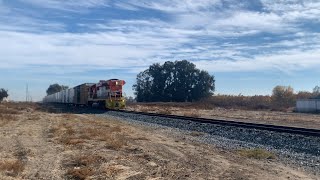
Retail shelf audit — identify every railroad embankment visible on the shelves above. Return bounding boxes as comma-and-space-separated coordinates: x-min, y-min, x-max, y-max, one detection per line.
126, 103, 320, 129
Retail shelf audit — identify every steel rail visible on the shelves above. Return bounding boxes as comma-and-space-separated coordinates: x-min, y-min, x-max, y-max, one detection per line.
111, 109, 320, 137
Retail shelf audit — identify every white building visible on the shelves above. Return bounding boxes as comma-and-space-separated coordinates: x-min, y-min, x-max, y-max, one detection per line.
296, 99, 320, 112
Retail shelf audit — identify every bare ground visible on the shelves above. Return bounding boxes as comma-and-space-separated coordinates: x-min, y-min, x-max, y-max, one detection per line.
0, 103, 318, 179
126, 104, 320, 129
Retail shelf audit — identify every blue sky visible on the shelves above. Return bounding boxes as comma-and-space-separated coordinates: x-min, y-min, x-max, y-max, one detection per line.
0, 0, 320, 101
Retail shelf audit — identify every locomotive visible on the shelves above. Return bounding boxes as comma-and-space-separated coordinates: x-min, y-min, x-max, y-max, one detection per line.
43, 79, 126, 109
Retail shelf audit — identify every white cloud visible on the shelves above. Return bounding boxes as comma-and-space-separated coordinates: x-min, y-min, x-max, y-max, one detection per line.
1, 0, 320, 101
20, 0, 110, 10
195, 48, 320, 73
127, 0, 221, 13
261, 0, 320, 22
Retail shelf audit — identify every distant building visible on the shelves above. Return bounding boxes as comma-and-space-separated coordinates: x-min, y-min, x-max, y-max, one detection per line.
296, 99, 320, 112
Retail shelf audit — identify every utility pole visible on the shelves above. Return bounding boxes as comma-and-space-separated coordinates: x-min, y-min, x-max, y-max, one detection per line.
26, 84, 29, 102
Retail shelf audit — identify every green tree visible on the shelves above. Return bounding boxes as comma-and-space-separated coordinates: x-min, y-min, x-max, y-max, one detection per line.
46, 84, 69, 95
296, 91, 313, 99
271, 85, 295, 108
0, 88, 8, 102
133, 60, 215, 102
132, 70, 152, 102
312, 85, 320, 98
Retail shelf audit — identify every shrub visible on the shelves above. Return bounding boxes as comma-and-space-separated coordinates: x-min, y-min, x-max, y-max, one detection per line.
271, 86, 295, 109
238, 148, 276, 160
201, 95, 272, 110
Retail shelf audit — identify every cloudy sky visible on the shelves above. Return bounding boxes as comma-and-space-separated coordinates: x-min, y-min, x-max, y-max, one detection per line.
1, 0, 320, 101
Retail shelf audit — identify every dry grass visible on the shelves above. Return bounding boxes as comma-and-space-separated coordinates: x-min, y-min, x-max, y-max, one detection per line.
62, 113, 77, 121
66, 167, 94, 180
0, 102, 40, 112
157, 108, 172, 115
104, 164, 126, 178
82, 127, 128, 149
61, 138, 85, 146
238, 149, 276, 160
0, 108, 20, 115
72, 155, 104, 167
51, 116, 129, 150
140, 107, 152, 113
64, 154, 105, 179
129, 93, 296, 112
189, 131, 205, 137
0, 160, 24, 177
48, 115, 136, 179
184, 111, 201, 118
0, 114, 18, 126
104, 134, 128, 150
27, 114, 40, 121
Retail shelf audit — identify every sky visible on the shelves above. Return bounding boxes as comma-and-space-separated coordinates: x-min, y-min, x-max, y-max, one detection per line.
0, 0, 320, 101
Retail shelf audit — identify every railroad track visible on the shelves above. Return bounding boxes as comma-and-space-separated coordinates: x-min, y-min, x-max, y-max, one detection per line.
111, 109, 320, 137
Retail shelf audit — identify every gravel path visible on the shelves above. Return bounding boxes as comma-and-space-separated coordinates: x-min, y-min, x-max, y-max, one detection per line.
98, 111, 320, 176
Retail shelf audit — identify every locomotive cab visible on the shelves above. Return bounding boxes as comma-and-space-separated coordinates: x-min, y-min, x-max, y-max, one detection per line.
88, 79, 126, 109
105, 79, 126, 109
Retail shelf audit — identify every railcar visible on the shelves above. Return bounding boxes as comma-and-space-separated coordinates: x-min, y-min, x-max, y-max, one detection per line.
43, 79, 126, 109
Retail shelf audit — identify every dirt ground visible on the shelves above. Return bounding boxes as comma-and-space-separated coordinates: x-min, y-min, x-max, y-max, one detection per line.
126, 104, 320, 130
0, 103, 318, 180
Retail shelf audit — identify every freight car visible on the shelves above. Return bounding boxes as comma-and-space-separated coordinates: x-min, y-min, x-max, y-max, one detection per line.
43, 79, 126, 109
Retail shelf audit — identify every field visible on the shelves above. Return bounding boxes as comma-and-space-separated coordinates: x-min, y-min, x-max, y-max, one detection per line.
126, 102, 320, 129
0, 103, 317, 179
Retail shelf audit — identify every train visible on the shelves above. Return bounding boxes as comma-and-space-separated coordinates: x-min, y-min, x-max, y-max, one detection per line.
43, 79, 126, 109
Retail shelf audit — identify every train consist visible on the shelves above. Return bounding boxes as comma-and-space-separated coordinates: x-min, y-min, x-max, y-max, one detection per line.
43, 79, 126, 109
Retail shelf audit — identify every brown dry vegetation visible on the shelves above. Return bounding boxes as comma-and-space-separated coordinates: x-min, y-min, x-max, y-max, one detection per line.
238, 148, 276, 160
0, 103, 317, 179
0, 103, 21, 127
0, 159, 24, 177
127, 103, 320, 129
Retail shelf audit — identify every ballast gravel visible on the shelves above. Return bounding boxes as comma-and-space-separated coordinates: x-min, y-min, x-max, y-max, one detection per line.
97, 111, 320, 175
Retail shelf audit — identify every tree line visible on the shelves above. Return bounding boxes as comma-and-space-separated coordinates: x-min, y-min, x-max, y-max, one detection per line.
133, 60, 215, 102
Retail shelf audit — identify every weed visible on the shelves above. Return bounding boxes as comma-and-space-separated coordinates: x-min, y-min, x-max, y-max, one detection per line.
0, 159, 24, 176
157, 108, 172, 115
238, 148, 276, 160
184, 112, 201, 118
109, 126, 122, 133
189, 131, 205, 137
0, 114, 17, 126
105, 134, 128, 150
62, 114, 77, 121
65, 127, 75, 136
61, 138, 85, 146
66, 167, 94, 180
133, 137, 149, 141
104, 165, 125, 177
0, 108, 19, 115
65, 155, 104, 167
27, 114, 40, 121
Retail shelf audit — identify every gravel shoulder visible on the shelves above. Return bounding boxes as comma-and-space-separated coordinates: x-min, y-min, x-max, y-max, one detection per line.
0, 103, 318, 179
126, 104, 320, 129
